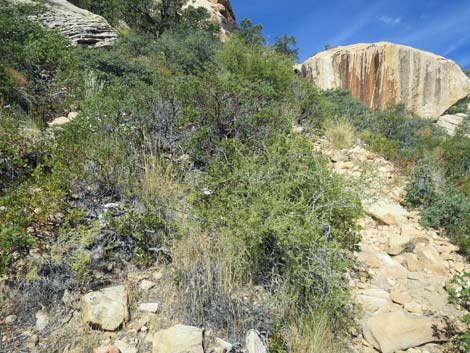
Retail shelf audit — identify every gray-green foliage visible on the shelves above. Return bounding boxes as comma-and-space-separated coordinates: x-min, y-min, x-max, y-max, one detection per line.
194, 136, 361, 328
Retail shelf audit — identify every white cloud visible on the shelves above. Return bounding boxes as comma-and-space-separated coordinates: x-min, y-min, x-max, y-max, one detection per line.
379, 16, 401, 25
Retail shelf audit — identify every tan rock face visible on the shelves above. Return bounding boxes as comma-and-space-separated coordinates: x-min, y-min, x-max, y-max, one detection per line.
301, 42, 470, 118
183, 0, 236, 40
82, 285, 129, 331
12, 0, 118, 47
153, 325, 204, 353
362, 310, 444, 353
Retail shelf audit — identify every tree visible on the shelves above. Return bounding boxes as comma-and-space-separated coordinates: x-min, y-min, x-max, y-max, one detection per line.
272, 34, 299, 60
238, 18, 265, 46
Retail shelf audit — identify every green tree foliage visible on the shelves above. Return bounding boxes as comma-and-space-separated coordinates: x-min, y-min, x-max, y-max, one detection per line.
238, 18, 265, 46
0, 4, 72, 112
272, 34, 299, 60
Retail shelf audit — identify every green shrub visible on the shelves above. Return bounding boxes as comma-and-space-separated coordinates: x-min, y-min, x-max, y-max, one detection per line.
404, 162, 439, 208
420, 186, 470, 255
438, 136, 470, 195
193, 136, 361, 328
0, 4, 74, 114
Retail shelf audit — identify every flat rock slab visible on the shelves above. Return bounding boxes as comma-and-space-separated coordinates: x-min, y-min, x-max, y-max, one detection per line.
82, 285, 129, 331
364, 199, 409, 226
362, 310, 444, 353
153, 325, 203, 353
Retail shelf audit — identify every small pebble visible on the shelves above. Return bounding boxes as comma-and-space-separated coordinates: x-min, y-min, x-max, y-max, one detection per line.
31, 334, 39, 346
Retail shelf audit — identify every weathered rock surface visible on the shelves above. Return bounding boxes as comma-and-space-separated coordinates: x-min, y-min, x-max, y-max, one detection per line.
363, 199, 408, 226
82, 285, 129, 331
182, 0, 236, 40
246, 330, 267, 353
437, 113, 468, 136
317, 140, 468, 353
93, 346, 120, 353
11, 0, 118, 47
153, 325, 204, 353
362, 310, 442, 353
301, 42, 470, 118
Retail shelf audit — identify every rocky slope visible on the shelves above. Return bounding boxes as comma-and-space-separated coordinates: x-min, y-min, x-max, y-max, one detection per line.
301, 42, 470, 118
319, 140, 469, 353
12, 0, 118, 48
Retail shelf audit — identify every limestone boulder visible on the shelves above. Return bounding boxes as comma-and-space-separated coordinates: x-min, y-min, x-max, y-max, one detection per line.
362, 310, 444, 353
82, 285, 129, 331
363, 199, 408, 226
182, 0, 236, 40
387, 233, 415, 256
11, 0, 118, 47
415, 244, 448, 276
437, 113, 468, 136
153, 325, 203, 353
301, 42, 470, 118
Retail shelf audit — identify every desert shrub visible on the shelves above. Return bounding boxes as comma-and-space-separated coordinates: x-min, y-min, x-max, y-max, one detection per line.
193, 136, 361, 328
420, 186, 469, 255
404, 162, 440, 208
324, 118, 356, 149
438, 136, 470, 195
0, 4, 73, 115
444, 273, 470, 353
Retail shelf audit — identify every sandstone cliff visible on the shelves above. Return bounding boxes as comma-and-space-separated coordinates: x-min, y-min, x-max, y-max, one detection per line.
12, 0, 118, 48
301, 42, 470, 118
183, 0, 237, 40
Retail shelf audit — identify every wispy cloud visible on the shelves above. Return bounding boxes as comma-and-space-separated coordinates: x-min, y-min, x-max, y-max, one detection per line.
400, 7, 470, 45
328, 1, 385, 46
443, 37, 469, 56
379, 16, 401, 25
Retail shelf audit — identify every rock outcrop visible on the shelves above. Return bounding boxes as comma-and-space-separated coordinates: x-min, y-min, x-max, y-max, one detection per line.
183, 0, 237, 40
437, 113, 468, 135
81, 285, 129, 331
301, 42, 470, 118
316, 139, 469, 353
12, 0, 118, 47
153, 325, 204, 353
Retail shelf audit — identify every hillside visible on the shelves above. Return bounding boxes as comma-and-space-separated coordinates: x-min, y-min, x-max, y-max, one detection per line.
0, 2, 469, 353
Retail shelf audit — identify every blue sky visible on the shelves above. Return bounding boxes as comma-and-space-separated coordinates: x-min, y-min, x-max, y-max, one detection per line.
231, 0, 470, 68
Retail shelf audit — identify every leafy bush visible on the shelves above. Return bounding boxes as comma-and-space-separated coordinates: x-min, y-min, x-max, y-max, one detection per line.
404, 162, 439, 208
438, 136, 470, 195
0, 4, 73, 115
193, 136, 361, 328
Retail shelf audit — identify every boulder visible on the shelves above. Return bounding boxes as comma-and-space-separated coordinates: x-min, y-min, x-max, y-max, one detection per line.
437, 113, 468, 136
246, 330, 267, 353
387, 234, 415, 256
138, 302, 159, 313
153, 325, 204, 353
82, 285, 129, 331
363, 199, 408, 226
11, 0, 118, 48
390, 289, 412, 306
114, 339, 138, 353
35, 310, 49, 331
93, 346, 120, 353
415, 245, 448, 276
182, 0, 236, 40
362, 310, 443, 353
301, 42, 470, 118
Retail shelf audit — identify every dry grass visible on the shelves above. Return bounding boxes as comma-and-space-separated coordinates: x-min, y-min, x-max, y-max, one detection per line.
325, 118, 356, 150
287, 311, 339, 353
140, 154, 185, 213
5, 66, 28, 87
